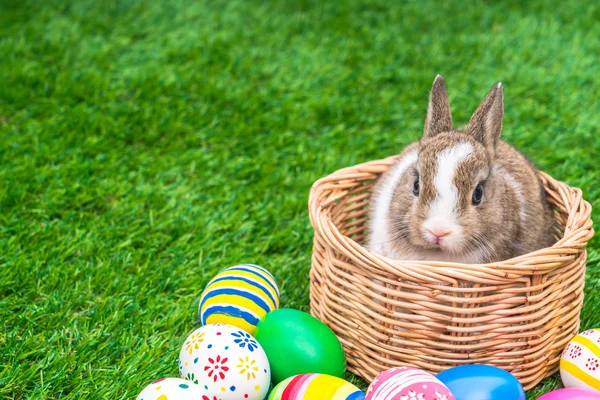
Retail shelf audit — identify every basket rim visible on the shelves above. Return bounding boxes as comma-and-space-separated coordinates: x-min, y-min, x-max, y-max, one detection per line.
309, 155, 594, 277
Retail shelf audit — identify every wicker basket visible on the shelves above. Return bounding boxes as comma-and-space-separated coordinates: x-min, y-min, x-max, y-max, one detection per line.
308, 155, 594, 390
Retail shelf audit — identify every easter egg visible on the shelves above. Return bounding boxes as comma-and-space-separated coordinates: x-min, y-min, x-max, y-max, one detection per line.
178, 324, 270, 400
365, 366, 454, 400
254, 308, 346, 384
199, 264, 279, 335
136, 377, 209, 400
536, 388, 600, 400
560, 328, 600, 392
268, 374, 365, 400
436, 364, 525, 400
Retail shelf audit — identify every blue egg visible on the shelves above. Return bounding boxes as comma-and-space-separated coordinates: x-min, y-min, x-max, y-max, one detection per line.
436, 364, 525, 400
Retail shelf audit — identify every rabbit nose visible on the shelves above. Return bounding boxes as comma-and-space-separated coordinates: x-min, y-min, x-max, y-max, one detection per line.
425, 227, 451, 239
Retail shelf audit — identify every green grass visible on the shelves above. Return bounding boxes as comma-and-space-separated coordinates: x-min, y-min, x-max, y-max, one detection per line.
0, 0, 598, 398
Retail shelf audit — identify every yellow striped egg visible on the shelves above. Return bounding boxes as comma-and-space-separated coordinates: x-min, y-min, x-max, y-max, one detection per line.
199, 264, 280, 335
560, 328, 600, 392
268, 374, 364, 400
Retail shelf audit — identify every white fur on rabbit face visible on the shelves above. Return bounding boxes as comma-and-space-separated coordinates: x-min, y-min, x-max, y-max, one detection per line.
422, 141, 474, 248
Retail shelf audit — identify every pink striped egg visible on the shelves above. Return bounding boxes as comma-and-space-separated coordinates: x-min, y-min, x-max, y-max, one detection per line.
366, 367, 455, 400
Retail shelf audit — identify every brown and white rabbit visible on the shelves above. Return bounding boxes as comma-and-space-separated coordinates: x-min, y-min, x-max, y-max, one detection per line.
368, 75, 556, 264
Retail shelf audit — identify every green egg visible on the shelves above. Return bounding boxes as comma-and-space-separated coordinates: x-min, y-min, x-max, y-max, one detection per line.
254, 308, 346, 384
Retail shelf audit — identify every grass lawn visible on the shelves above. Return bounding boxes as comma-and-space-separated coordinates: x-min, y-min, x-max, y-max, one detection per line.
1, 0, 598, 398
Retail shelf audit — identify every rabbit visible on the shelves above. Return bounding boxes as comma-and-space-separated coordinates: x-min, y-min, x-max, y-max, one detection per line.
368, 75, 556, 264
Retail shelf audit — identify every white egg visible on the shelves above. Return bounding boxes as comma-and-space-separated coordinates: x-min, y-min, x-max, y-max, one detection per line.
179, 323, 271, 400
136, 377, 209, 400
560, 328, 600, 392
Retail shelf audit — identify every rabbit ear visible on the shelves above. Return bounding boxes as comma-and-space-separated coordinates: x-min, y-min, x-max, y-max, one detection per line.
423, 75, 453, 139
466, 82, 504, 154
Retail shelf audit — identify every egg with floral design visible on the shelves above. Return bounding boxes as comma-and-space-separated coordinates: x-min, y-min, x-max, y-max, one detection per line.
179, 324, 271, 400
561, 328, 600, 392
366, 367, 454, 400
136, 377, 210, 400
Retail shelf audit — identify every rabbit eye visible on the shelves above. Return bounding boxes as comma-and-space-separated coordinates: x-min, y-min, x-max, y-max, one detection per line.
412, 177, 420, 196
472, 183, 484, 205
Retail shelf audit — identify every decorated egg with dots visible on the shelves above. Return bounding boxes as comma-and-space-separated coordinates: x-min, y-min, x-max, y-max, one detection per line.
366, 367, 454, 400
136, 377, 210, 400
268, 374, 365, 400
179, 323, 270, 400
560, 328, 600, 392
199, 264, 280, 335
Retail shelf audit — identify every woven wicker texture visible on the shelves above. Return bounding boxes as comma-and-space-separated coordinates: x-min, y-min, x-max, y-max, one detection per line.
308, 155, 594, 390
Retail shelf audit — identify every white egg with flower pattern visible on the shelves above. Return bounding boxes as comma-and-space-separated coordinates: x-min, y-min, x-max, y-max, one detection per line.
136, 377, 210, 400
560, 328, 600, 392
179, 323, 271, 400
